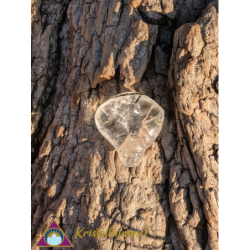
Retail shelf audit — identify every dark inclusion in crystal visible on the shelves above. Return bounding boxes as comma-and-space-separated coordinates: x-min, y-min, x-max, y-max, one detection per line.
95, 92, 164, 167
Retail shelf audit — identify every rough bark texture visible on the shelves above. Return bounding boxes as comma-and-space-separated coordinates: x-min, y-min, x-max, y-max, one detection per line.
31, 0, 218, 249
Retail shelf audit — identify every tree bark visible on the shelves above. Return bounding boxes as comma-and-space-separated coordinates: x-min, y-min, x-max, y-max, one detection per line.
31, 0, 218, 249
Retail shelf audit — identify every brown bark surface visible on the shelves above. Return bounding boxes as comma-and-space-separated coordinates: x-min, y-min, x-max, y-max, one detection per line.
31, 0, 218, 249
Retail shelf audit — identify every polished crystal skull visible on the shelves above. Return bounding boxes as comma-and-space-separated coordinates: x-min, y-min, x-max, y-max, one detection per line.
95, 92, 164, 167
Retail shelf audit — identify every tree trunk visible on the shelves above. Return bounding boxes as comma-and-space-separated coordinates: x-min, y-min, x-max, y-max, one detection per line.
31, 0, 218, 249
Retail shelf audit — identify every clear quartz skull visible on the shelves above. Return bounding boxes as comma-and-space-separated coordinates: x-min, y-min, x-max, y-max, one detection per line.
95, 92, 164, 167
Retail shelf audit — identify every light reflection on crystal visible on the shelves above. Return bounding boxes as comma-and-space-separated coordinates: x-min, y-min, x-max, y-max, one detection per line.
95, 92, 164, 167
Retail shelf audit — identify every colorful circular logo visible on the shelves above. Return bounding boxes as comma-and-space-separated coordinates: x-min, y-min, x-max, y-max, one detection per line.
44, 228, 64, 246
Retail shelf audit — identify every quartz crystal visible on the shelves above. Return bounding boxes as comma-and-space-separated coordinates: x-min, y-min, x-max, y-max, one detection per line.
95, 92, 164, 167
